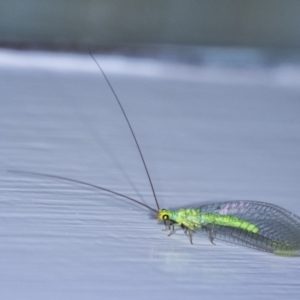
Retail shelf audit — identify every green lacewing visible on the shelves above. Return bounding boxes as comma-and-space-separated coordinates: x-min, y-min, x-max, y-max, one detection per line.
9, 51, 300, 256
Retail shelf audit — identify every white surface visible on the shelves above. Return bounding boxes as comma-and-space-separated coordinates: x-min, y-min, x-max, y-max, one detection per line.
1, 49, 300, 299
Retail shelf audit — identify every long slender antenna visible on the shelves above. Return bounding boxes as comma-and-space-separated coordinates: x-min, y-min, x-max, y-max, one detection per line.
89, 49, 160, 210
8, 170, 157, 213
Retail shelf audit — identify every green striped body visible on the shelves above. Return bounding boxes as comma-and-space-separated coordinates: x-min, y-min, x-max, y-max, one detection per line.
156, 208, 259, 233
155, 201, 300, 255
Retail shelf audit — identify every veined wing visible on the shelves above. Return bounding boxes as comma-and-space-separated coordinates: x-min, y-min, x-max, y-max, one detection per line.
196, 200, 300, 255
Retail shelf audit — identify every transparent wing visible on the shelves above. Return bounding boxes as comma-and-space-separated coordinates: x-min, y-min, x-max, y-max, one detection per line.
196, 200, 300, 255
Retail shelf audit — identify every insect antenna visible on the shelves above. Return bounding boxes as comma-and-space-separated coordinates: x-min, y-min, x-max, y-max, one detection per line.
89, 49, 160, 210
7, 170, 157, 213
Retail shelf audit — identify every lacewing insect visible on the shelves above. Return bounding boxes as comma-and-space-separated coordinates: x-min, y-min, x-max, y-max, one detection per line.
9, 51, 300, 256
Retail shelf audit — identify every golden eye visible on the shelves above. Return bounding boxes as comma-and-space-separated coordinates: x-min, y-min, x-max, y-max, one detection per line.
163, 215, 169, 220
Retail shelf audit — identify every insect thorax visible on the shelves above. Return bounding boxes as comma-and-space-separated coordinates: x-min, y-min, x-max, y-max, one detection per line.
156, 208, 202, 229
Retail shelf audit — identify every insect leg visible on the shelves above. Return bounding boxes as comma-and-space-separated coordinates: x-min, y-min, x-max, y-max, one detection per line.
162, 219, 171, 231
168, 224, 176, 237
162, 219, 177, 237
187, 230, 193, 245
182, 225, 193, 245
208, 224, 216, 245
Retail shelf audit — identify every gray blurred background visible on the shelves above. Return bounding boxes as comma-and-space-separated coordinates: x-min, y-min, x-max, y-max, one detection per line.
1, 0, 300, 49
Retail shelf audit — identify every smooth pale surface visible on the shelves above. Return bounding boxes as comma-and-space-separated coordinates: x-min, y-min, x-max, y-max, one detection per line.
1, 49, 300, 300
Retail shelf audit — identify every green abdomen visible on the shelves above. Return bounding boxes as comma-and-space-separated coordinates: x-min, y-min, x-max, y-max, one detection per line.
200, 213, 259, 233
